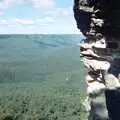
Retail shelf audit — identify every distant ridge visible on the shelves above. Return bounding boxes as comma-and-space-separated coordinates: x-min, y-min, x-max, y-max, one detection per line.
0, 35, 10, 39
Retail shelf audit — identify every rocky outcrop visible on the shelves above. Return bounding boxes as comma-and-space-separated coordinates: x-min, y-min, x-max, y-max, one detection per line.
73, 0, 120, 119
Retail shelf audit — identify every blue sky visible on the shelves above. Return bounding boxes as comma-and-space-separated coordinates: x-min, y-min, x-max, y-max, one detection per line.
0, 0, 80, 34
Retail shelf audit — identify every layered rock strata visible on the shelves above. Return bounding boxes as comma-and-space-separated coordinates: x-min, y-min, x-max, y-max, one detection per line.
74, 0, 120, 119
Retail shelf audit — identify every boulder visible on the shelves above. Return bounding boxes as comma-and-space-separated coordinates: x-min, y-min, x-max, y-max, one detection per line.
83, 58, 110, 71
87, 81, 105, 94
105, 74, 120, 89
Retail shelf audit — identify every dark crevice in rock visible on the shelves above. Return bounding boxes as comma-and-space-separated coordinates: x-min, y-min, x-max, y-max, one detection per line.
106, 89, 120, 120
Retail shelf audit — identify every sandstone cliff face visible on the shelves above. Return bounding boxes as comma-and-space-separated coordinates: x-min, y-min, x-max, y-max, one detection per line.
73, 0, 120, 119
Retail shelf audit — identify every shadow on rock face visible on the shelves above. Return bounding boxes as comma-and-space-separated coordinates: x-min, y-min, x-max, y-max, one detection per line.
106, 88, 120, 120
88, 88, 120, 120
73, 0, 91, 36
108, 58, 120, 78
88, 89, 109, 120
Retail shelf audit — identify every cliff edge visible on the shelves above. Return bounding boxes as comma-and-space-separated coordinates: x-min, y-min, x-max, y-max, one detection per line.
73, 0, 120, 120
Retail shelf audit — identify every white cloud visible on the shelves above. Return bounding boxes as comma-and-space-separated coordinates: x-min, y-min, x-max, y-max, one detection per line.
62, 6, 73, 16
0, 1, 5, 15
0, 0, 56, 15
0, 17, 55, 26
30, 0, 55, 8
44, 16, 54, 22
0, 0, 55, 9
0, 20, 81, 34
0, 11, 4, 15
0, 0, 12, 8
0, 19, 35, 26
1, 19, 7, 23
0, 19, 8, 25
0, 1, 80, 34
15, 19, 35, 25
0, 0, 11, 15
44, 6, 73, 19
35, 16, 55, 24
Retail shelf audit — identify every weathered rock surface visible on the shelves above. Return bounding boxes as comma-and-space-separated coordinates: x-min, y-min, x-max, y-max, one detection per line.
105, 74, 120, 88
74, 0, 120, 119
89, 90, 108, 120
87, 81, 105, 94
83, 58, 110, 71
